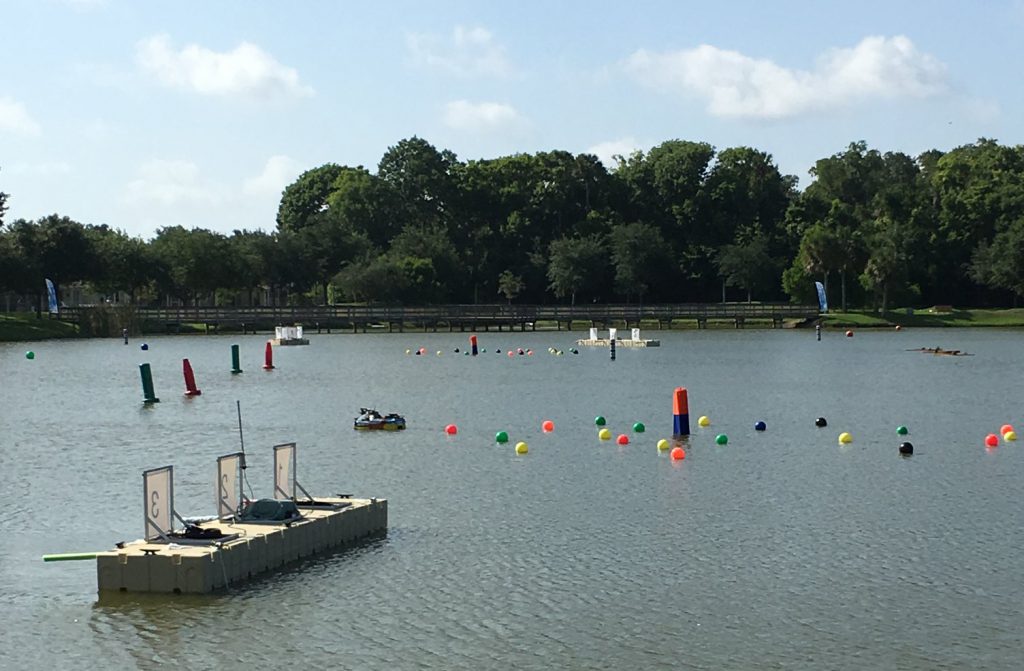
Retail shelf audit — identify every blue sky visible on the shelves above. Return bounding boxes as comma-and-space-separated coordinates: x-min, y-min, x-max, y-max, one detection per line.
2, 0, 1022, 239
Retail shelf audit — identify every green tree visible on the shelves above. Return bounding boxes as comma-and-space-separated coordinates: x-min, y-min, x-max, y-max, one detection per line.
387, 224, 461, 302
608, 222, 670, 302
704, 147, 796, 250
716, 234, 778, 302
149, 226, 236, 304
378, 137, 457, 230
859, 215, 913, 313
332, 253, 408, 304
300, 209, 372, 304
497, 270, 524, 304
616, 140, 715, 245
325, 167, 401, 247
546, 234, 608, 305
0, 223, 38, 304
276, 163, 344, 232
34, 214, 98, 305
931, 139, 1024, 304
87, 226, 153, 303
969, 217, 1024, 303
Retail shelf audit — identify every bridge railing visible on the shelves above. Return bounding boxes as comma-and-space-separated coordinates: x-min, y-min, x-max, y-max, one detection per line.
59, 303, 819, 325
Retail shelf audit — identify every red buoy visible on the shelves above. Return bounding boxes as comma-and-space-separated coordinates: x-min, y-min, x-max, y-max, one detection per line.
263, 341, 274, 370
183, 358, 202, 396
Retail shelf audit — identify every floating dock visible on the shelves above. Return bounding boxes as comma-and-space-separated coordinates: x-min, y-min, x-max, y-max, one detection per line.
87, 443, 386, 594
576, 327, 660, 348
575, 338, 659, 347
96, 497, 386, 594
271, 324, 309, 346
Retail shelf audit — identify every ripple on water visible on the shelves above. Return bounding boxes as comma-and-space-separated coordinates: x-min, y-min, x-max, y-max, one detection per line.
2, 331, 1024, 669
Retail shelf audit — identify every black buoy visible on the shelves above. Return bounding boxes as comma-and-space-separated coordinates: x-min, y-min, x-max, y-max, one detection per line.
899, 441, 914, 456
453, 347, 460, 353
815, 417, 828, 427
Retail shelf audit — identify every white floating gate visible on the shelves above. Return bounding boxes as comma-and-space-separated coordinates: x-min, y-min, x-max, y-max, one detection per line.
143, 465, 184, 541
216, 452, 244, 520
273, 442, 313, 502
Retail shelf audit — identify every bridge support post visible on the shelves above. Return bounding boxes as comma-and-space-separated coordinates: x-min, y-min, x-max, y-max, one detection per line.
697, 318, 706, 329
735, 317, 745, 329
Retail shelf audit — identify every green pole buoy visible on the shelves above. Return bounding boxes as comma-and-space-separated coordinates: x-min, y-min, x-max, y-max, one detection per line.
140, 362, 160, 404
231, 344, 242, 374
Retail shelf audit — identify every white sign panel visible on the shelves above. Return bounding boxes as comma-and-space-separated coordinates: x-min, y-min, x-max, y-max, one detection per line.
608, 328, 617, 341
217, 453, 242, 519
632, 328, 641, 341
143, 466, 173, 541
274, 443, 296, 500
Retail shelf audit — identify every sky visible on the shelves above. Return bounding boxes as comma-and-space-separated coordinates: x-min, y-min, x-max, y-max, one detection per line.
2, 0, 1022, 240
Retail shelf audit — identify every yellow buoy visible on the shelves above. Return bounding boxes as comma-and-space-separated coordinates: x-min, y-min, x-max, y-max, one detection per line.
656, 439, 670, 451
698, 416, 710, 427
838, 432, 853, 444
1004, 430, 1017, 442
598, 428, 612, 440
515, 441, 528, 454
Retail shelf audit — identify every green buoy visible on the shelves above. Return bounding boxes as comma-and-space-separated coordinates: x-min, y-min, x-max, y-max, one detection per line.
231, 344, 243, 374
139, 362, 160, 404
595, 416, 606, 426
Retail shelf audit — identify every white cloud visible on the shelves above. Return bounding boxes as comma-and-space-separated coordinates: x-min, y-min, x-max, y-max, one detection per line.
125, 159, 221, 206
136, 34, 314, 99
585, 137, 644, 169
624, 35, 947, 119
407, 25, 515, 77
443, 100, 523, 132
0, 98, 41, 135
243, 155, 302, 197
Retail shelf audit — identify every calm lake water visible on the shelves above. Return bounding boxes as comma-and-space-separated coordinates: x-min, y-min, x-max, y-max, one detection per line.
1, 327, 1022, 670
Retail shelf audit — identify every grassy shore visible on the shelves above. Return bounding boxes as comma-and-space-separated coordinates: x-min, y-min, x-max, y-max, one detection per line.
821, 307, 1024, 328
0, 313, 80, 341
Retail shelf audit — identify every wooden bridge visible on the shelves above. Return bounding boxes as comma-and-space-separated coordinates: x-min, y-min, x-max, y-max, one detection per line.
59, 303, 820, 334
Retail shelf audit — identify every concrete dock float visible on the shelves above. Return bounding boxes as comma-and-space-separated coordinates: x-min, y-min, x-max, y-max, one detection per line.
96, 497, 387, 594
575, 338, 660, 347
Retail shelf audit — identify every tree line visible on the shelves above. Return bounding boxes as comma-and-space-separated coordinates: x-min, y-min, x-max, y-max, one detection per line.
2, 137, 1024, 312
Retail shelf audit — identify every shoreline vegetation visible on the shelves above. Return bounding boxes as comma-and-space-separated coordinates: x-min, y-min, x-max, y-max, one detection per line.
6, 307, 1024, 342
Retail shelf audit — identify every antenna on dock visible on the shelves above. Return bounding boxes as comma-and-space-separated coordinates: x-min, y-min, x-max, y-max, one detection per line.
236, 400, 255, 501
236, 400, 246, 469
